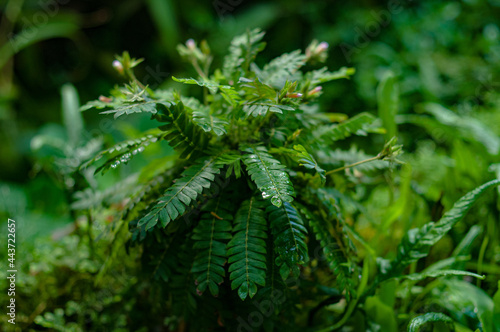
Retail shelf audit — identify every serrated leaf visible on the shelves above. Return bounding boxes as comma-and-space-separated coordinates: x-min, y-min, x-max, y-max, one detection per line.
408, 313, 455, 332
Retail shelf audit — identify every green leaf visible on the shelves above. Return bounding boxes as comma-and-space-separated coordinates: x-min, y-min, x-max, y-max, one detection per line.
191, 197, 233, 297
227, 198, 268, 300
258, 50, 306, 88
314, 112, 377, 144
293, 144, 326, 184
420, 103, 500, 155
82, 132, 163, 174
172, 76, 232, 94
267, 202, 309, 279
408, 313, 455, 332
215, 152, 242, 179
0, 19, 79, 70
154, 101, 209, 159
61, 84, 83, 147
192, 107, 229, 136
384, 179, 500, 279
493, 281, 500, 331
377, 72, 399, 140
308, 66, 356, 85
137, 155, 223, 230
239, 78, 294, 117
298, 203, 354, 299
241, 144, 295, 207
223, 28, 266, 80
365, 296, 398, 332
440, 280, 495, 332
399, 269, 485, 282
146, 0, 178, 58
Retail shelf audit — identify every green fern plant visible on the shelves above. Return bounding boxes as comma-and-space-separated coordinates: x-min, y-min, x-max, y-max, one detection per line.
81, 29, 500, 331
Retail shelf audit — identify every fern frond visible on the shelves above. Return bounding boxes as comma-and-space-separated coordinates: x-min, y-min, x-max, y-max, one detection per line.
384, 179, 500, 280
82, 83, 157, 118
239, 78, 294, 117
307, 66, 355, 85
223, 28, 266, 80
258, 50, 306, 88
154, 101, 209, 159
297, 203, 354, 300
173, 76, 233, 94
137, 155, 224, 230
193, 107, 229, 136
215, 151, 242, 179
241, 144, 295, 207
191, 197, 233, 297
293, 144, 326, 184
267, 202, 309, 280
227, 197, 268, 300
313, 112, 377, 144
169, 240, 198, 317
81, 132, 164, 174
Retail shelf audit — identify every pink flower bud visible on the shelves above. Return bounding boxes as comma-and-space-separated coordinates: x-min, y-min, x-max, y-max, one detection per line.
112, 60, 123, 74
308, 86, 323, 96
186, 39, 196, 50
316, 42, 329, 53
99, 95, 112, 103
286, 92, 303, 98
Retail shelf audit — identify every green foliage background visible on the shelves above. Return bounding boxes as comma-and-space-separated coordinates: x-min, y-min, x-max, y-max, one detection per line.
0, 0, 500, 331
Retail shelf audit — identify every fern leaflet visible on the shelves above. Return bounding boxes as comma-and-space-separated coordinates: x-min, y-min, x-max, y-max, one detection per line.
223, 28, 266, 80
258, 50, 306, 88
227, 197, 268, 300
241, 144, 295, 207
313, 112, 377, 144
298, 203, 354, 300
191, 197, 233, 296
137, 155, 224, 230
267, 202, 309, 280
154, 101, 209, 159
239, 78, 294, 117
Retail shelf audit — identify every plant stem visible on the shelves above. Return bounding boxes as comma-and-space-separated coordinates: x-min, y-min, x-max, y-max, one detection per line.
87, 210, 94, 259
325, 155, 382, 176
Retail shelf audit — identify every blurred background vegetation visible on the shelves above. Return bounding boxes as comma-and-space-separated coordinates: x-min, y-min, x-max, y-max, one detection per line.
1, 0, 500, 330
